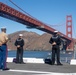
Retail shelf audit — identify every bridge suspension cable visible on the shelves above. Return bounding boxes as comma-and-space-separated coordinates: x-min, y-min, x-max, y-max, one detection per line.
8, 0, 45, 24
9, 0, 65, 27
48, 23, 65, 27
9, 0, 32, 17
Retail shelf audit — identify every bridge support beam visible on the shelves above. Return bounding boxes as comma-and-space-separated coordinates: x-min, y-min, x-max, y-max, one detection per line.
66, 15, 73, 51
67, 39, 74, 51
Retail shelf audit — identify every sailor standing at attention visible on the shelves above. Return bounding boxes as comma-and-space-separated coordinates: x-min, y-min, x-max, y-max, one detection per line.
15, 34, 24, 64
49, 30, 62, 65
0, 27, 9, 70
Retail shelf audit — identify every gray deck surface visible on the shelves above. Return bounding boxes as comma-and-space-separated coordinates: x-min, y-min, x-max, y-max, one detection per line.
0, 62, 76, 75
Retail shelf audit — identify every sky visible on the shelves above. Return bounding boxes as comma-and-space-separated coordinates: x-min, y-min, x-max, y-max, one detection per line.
0, 0, 76, 38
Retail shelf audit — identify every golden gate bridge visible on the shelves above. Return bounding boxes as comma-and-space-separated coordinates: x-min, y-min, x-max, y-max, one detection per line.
0, 2, 75, 51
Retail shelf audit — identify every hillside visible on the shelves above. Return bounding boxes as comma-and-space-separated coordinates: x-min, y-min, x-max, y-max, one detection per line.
7, 30, 52, 51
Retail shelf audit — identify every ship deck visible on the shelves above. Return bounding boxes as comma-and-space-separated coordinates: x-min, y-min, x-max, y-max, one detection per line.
0, 62, 76, 75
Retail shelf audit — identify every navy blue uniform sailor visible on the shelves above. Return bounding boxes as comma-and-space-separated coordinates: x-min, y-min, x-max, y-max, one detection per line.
49, 30, 62, 65
15, 34, 24, 64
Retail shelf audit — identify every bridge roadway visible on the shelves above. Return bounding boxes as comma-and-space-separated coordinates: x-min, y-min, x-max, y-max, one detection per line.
0, 62, 76, 75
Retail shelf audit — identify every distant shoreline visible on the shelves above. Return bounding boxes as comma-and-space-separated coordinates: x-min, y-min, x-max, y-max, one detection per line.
8, 50, 52, 52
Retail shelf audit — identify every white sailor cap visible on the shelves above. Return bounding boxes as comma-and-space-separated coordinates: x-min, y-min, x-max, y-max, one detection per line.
19, 34, 23, 36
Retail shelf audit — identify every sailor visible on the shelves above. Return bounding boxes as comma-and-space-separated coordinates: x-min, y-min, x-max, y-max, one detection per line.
15, 34, 24, 64
49, 30, 63, 65
0, 27, 9, 70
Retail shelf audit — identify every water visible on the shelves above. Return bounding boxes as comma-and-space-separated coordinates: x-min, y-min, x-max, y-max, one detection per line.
7, 50, 74, 63
8, 50, 51, 58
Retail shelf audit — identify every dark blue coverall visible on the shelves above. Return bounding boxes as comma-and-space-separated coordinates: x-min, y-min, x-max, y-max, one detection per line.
15, 38, 24, 63
49, 34, 62, 65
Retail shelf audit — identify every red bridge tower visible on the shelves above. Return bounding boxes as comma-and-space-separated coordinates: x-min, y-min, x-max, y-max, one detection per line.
66, 15, 72, 38
66, 15, 74, 51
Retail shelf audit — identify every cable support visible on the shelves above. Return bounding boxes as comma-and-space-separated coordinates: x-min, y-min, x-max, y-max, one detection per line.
8, 0, 66, 31
8, 0, 47, 25
46, 23, 65, 27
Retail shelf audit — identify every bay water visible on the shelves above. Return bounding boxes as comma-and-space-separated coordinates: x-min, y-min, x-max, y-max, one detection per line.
8, 50, 51, 58
7, 50, 74, 63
